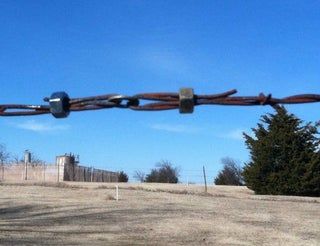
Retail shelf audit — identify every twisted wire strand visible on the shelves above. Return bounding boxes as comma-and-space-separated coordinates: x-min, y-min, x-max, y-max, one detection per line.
1, 89, 320, 117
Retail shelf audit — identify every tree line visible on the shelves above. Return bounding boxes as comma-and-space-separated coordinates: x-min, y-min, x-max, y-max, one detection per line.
133, 160, 180, 183
2, 106, 319, 196
133, 106, 320, 197
0, 147, 45, 166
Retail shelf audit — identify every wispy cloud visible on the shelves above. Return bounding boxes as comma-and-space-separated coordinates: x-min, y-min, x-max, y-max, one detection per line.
216, 128, 254, 141
13, 120, 69, 133
224, 129, 246, 140
150, 123, 200, 133
137, 48, 191, 76
145, 51, 188, 73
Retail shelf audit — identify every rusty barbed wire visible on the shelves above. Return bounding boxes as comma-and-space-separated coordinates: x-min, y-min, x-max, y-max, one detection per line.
0, 88, 320, 118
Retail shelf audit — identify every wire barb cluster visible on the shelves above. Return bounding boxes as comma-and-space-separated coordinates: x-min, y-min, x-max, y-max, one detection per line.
1, 88, 320, 118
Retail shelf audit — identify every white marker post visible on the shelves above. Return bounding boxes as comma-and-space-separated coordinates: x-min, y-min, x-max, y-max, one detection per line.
115, 185, 119, 201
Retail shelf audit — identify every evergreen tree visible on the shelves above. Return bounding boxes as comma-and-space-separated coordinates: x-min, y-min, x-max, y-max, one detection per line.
243, 106, 320, 196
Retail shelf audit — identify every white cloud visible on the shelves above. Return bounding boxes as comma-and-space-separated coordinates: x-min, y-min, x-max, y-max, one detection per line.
217, 128, 254, 141
146, 51, 187, 72
14, 120, 69, 133
138, 48, 191, 76
224, 129, 245, 140
150, 123, 200, 133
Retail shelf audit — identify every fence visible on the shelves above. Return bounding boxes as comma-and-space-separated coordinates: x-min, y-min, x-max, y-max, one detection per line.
0, 163, 58, 182
0, 162, 118, 183
63, 163, 118, 182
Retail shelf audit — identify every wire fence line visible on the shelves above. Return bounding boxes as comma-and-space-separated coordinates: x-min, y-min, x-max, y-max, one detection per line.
107, 166, 217, 184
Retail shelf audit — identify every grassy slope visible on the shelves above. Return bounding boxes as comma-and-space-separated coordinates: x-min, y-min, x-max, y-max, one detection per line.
0, 182, 319, 245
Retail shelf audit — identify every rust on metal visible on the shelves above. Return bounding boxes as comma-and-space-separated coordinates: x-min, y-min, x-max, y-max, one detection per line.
1, 88, 320, 118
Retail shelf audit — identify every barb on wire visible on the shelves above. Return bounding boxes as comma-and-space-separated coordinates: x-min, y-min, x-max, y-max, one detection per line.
0, 88, 319, 118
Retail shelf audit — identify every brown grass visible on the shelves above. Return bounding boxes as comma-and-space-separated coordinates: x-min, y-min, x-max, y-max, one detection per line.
0, 182, 319, 245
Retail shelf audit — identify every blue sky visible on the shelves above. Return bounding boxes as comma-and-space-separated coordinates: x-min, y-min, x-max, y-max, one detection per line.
0, 0, 319, 183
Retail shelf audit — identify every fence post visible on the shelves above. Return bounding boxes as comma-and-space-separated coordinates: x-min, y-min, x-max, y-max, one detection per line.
43, 164, 46, 182
115, 185, 119, 201
91, 167, 93, 182
24, 150, 31, 181
25, 159, 28, 180
1, 164, 4, 181
203, 166, 207, 193
57, 159, 59, 182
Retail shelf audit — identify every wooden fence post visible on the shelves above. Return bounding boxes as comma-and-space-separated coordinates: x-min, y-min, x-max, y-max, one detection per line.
203, 166, 207, 193
25, 160, 27, 180
1, 164, 4, 181
91, 167, 93, 182
43, 164, 46, 182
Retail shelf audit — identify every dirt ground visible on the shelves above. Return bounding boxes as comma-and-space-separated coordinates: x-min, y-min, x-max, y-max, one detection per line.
0, 182, 319, 245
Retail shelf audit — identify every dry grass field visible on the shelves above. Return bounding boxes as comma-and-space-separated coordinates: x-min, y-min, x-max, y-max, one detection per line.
0, 182, 319, 245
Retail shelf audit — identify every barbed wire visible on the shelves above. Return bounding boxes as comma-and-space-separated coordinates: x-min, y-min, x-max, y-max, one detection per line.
0, 88, 319, 118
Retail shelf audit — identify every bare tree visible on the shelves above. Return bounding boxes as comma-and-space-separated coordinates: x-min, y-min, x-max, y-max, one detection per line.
7, 150, 45, 166
133, 170, 145, 183
214, 157, 243, 186
0, 144, 10, 165
11, 154, 23, 164
29, 152, 46, 166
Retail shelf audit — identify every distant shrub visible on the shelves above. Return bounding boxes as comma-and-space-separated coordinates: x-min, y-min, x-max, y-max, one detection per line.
214, 158, 243, 186
118, 171, 129, 182
106, 194, 116, 200
145, 160, 179, 183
